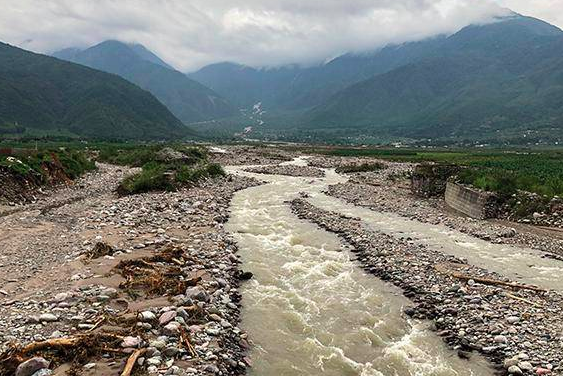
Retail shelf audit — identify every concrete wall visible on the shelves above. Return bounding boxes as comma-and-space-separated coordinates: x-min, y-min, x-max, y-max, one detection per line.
445, 182, 498, 219
411, 164, 460, 197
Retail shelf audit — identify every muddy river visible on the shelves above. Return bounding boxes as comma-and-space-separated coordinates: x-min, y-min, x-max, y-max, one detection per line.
226, 159, 495, 376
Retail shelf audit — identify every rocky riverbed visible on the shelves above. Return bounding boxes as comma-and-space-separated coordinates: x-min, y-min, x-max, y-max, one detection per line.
310, 155, 563, 256
4, 146, 563, 376
243, 164, 325, 178
209, 145, 294, 166
0, 162, 261, 376
291, 198, 562, 376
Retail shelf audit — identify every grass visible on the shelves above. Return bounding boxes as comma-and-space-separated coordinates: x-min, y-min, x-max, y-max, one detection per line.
307, 147, 563, 199
0, 149, 96, 183
114, 146, 225, 195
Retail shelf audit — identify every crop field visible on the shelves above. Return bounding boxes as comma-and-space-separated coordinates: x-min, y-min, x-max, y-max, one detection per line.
312, 147, 563, 198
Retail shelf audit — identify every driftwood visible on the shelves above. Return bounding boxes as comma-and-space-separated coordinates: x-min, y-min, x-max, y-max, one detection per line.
449, 271, 546, 292
20, 338, 79, 354
434, 265, 546, 292
121, 348, 146, 376
503, 292, 543, 308
180, 327, 197, 358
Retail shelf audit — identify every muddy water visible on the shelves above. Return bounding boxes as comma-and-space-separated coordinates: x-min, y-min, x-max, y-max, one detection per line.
226, 160, 493, 376
307, 185, 563, 292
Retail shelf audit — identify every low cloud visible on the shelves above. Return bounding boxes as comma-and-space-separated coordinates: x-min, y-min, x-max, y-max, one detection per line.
0, 0, 526, 71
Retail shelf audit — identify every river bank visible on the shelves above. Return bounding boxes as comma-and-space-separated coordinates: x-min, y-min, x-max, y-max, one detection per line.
3, 145, 563, 376
308, 155, 563, 256
291, 198, 561, 375
0, 162, 261, 376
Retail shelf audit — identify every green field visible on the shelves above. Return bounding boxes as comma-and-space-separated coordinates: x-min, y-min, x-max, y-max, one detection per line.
309, 147, 563, 198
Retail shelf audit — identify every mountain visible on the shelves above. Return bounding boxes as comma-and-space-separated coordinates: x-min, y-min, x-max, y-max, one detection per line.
307, 15, 563, 141
189, 63, 302, 109
53, 40, 236, 124
189, 37, 446, 112
0, 41, 191, 140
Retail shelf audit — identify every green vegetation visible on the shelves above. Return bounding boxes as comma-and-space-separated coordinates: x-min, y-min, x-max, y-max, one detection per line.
0, 42, 192, 140
335, 162, 385, 173
112, 146, 225, 195
311, 146, 563, 199
0, 148, 95, 183
54, 40, 236, 124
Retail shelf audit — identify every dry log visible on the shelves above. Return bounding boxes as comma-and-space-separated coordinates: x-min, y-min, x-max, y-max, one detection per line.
434, 265, 546, 292
121, 348, 146, 376
21, 338, 79, 354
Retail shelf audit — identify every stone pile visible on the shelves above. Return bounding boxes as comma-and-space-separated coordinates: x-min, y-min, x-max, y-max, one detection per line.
243, 165, 325, 178
0, 162, 261, 375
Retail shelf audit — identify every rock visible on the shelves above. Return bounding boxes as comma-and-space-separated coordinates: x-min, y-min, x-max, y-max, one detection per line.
138, 311, 156, 322
39, 313, 58, 323
121, 336, 142, 348
163, 321, 181, 336
31, 370, 52, 376
162, 345, 180, 357
159, 311, 177, 325
518, 361, 533, 371
494, 335, 507, 343
209, 313, 222, 322
155, 148, 189, 163
185, 287, 208, 302
146, 357, 162, 366
536, 368, 552, 375
508, 365, 523, 375
16, 357, 50, 376
165, 366, 181, 375
204, 364, 220, 374
506, 316, 520, 324
504, 358, 519, 368
238, 271, 253, 280
83, 363, 96, 370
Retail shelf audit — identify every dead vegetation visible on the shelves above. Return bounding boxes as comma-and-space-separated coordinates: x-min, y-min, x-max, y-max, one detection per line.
1, 243, 214, 375
86, 242, 117, 259
115, 247, 201, 297
0, 334, 124, 376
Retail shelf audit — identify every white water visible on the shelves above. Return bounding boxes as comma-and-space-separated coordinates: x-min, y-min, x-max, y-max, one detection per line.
226, 158, 494, 376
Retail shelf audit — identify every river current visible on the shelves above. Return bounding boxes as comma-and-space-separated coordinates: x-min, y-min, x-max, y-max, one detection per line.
226, 158, 495, 376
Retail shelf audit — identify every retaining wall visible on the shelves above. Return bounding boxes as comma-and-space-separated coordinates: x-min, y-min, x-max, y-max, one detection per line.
445, 182, 498, 219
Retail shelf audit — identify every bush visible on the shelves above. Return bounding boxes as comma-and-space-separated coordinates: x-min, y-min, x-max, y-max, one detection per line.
118, 164, 174, 195
119, 161, 225, 196
0, 149, 95, 182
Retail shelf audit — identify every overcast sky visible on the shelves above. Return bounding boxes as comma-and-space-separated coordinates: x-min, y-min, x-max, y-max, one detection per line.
0, 0, 561, 72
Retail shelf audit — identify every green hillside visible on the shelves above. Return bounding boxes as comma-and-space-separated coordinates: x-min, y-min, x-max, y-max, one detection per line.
0, 42, 193, 140
54, 41, 236, 124
306, 15, 563, 142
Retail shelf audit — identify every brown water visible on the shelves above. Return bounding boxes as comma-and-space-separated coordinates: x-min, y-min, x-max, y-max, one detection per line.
226, 159, 494, 376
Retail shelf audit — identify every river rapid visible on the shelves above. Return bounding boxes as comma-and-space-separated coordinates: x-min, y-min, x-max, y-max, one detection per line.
226, 158, 494, 376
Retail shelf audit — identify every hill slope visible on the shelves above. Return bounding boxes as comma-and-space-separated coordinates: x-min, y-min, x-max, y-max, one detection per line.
53, 41, 236, 124
0, 41, 190, 140
189, 37, 446, 111
306, 15, 563, 141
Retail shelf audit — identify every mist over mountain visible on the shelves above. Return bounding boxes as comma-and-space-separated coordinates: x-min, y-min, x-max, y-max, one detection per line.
0, 41, 191, 140
53, 41, 237, 125
189, 14, 563, 143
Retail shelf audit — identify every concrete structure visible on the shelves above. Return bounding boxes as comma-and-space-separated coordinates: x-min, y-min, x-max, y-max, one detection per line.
411, 163, 460, 197
445, 181, 498, 219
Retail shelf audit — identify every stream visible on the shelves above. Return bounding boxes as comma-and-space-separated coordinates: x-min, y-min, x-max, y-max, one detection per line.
226, 158, 496, 376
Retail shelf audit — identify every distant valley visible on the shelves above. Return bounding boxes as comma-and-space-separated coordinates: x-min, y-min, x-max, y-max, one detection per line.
2, 12, 563, 144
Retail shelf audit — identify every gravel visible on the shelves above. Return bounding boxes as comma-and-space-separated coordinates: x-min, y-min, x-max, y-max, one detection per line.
291, 198, 563, 376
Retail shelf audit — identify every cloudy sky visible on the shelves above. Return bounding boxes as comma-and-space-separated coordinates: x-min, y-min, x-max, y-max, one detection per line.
0, 0, 561, 72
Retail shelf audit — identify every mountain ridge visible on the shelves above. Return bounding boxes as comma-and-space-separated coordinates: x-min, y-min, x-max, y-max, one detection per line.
53, 41, 237, 124
0, 41, 193, 140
